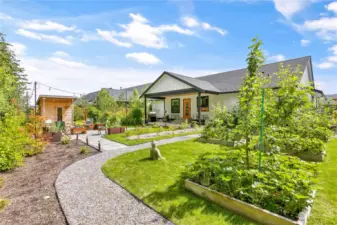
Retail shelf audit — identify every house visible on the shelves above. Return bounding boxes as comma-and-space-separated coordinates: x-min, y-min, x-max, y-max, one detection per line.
37, 95, 77, 127
140, 56, 325, 124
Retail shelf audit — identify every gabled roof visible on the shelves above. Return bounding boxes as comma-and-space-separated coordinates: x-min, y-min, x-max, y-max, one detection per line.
37, 95, 77, 104
326, 94, 337, 100
141, 56, 313, 97
197, 56, 312, 93
83, 83, 150, 103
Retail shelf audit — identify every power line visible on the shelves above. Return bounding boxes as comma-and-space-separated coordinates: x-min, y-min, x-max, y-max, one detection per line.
36, 81, 84, 96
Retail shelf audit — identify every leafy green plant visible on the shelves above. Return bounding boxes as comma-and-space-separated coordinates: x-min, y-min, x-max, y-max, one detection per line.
0, 199, 9, 211
152, 122, 160, 128
24, 138, 46, 156
0, 176, 4, 188
74, 120, 84, 127
0, 114, 30, 171
191, 121, 199, 129
61, 136, 70, 145
185, 149, 318, 220
181, 119, 189, 129
80, 146, 89, 154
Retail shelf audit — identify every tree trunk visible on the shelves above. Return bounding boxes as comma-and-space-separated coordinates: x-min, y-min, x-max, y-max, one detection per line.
245, 136, 250, 168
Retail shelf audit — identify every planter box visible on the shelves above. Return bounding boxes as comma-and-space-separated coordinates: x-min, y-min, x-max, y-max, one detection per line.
71, 127, 87, 134
285, 151, 325, 162
107, 127, 125, 135
85, 124, 94, 130
51, 132, 62, 142
94, 124, 105, 130
185, 180, 313, 225
198, 138, 234, 147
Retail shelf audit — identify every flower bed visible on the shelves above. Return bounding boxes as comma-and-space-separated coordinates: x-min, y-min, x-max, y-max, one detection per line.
184, 150, 318, 222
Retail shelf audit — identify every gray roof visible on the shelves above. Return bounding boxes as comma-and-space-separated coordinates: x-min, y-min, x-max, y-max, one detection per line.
326, 94, 337, 100
196, 56, 312, 93
87, 56, 315, 101
37, 95, 77, 104
166, 72, 220, 92
83, 83, 150, 103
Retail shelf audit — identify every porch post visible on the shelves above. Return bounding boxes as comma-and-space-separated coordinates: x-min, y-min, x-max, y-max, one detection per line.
198, 91, 201, 125
144, 96, 147, 124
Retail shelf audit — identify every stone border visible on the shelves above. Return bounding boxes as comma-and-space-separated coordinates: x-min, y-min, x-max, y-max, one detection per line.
185, 180, 314, 225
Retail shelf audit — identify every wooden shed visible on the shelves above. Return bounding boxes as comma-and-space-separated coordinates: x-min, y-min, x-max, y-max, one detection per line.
37, 95, 77, 127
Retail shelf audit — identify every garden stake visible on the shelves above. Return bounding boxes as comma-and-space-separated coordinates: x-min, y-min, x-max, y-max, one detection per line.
86, 136, 88, 145
258, 88, 265, 171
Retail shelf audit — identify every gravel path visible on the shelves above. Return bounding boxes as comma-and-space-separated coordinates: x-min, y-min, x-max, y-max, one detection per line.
56, 134, 200, 225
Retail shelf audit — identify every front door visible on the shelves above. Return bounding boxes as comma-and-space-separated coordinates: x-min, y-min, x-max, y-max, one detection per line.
183, 98, 191, 119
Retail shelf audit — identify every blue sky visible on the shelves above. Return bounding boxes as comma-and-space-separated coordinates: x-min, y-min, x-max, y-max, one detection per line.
0, 0, 336, 97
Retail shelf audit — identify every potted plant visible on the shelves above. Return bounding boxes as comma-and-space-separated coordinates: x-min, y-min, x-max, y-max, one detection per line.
71, 120, 87, 134
50, 124, 62, 142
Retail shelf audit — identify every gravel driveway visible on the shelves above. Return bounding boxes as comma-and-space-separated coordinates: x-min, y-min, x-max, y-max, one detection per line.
56, 134, 199, 225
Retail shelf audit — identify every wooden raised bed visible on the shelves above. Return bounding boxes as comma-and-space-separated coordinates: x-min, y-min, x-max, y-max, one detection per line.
185, 180, 314, 225
198, 138, 234, 147
107, 127, 125, 135
71, 127, 87, 134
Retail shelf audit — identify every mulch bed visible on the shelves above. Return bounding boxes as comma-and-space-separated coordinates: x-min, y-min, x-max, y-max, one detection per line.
0, 140, 97, 225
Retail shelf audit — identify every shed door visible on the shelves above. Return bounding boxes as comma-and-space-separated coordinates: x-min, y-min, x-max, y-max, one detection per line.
57, 107, 63, 121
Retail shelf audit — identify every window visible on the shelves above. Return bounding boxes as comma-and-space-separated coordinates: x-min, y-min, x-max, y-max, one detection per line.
197, 96, 209, 112
171, 99, 180, 113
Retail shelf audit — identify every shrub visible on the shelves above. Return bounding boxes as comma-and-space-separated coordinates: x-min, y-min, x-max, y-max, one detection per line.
61, 136, 70, 145
0, 199, 9, 211
24, 138, 46, 156
0, 114, 30, 171
185, 150, 318, 220
181, 120, 189, 129
191, 121, 199, 129
131, 107, 143, 126
74, 120, 84, 127
88, 106, 103, 123
152, 122, 160, 128
80, 146, 89, 154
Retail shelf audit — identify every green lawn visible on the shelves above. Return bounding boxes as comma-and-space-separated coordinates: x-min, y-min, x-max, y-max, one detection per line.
104, 128, 199, 146
309, 138, 337, 225
102, 140, 255, 225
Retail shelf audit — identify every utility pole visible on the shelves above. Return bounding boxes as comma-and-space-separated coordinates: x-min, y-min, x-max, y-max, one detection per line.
125, 89, 128, 116
34, 81, 37, 138
26, 91, 29, 121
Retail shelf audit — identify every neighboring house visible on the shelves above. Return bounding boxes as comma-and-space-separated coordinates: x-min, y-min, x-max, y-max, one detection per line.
37, 95, 77, 127
140, 56, 324, 124
327, 94, 337, 120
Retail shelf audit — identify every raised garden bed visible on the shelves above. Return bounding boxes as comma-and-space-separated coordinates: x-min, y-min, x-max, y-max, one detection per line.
107, 127, 125, 135
50, 132, 61, 142
286, 151, 325, 162
185, 179, 314, 225
71, 127, 87, 134
198, 138, 234, 147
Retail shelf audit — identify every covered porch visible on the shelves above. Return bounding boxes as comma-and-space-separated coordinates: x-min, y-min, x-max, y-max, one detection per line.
141, 71, 220, 125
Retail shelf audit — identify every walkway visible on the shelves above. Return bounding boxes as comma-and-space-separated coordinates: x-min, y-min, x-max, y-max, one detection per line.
56, 134, 199, 225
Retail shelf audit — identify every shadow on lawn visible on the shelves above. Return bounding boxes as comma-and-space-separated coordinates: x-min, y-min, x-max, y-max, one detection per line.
143, 179, 255, 225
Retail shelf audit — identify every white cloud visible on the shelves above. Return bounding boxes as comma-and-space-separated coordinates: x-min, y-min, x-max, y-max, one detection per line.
19, 20, 76, 32
325, 1, 337, 13
125, 52, 161, 65
0, 12, 13, 20
53, 51, 70, 58
97, 13, 194, 49
9, 42, 26, 56
327, 55, 337, 62
97, 29, 132, 47
300, 39, 310, 47
16, 29, 72, 45
181, 16, 227, 36
268, 54, 285, 62
273, 0, 311, 19
316, 62, 335, 69
182, 17, 199, 28
329, 45, 337, 55
48, 57, 87, 68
